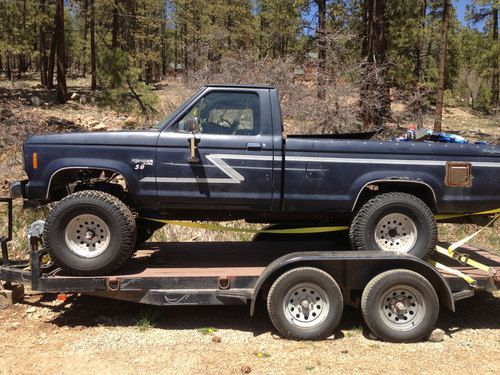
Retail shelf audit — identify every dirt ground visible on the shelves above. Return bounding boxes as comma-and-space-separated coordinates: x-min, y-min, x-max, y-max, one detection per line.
0, 290, 498, 375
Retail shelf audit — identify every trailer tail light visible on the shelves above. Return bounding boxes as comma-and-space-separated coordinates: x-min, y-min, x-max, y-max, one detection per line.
57, 294, 67, 301
32, 152, 38, 169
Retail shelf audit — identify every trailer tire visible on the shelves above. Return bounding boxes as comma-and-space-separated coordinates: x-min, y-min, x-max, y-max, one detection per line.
43, 190, 137, 275
350, 192, 437, 258
135, 219, 165, 247
361, 269, 439, 343
267, 267, 343, 340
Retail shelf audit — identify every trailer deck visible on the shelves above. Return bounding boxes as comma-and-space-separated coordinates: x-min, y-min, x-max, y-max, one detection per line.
2, 240, 498, 298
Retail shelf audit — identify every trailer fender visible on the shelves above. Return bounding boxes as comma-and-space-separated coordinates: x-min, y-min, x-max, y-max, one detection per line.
249, 251, 455, 316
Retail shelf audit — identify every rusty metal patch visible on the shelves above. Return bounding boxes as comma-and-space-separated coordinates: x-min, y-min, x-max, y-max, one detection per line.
445, 161, 472, 187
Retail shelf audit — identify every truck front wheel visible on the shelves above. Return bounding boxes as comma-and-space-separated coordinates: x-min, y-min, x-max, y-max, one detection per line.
349, 193, 437, 258
43, 190, 137, 275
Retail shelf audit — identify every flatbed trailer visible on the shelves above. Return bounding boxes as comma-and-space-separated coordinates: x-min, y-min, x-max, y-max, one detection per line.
1, 198, 499, 342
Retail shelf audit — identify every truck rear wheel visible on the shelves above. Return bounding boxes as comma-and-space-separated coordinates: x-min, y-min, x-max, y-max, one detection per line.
361, 269, 439, 342
267, 267, 343, 340
350, 192, 437, 258
43, 190, 137, 275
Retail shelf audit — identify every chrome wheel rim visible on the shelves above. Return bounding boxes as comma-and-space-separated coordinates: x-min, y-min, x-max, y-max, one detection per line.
283, 282, 330, 328
374, 213, 417, 252
64, 214, 111, 258
379, 285, 426, 331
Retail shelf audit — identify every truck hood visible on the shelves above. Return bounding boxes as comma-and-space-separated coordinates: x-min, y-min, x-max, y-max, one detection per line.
25, 130, 160, 147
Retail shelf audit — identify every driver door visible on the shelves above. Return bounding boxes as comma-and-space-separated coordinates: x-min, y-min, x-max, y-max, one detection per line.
155, 89, 275, 210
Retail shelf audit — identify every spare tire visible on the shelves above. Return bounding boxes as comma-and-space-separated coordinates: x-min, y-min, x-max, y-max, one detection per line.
349, 192, 437, 258
43, 190, 137, 275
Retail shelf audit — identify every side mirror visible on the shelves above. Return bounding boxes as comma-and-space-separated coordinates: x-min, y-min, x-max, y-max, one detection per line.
186, 117, 200, 133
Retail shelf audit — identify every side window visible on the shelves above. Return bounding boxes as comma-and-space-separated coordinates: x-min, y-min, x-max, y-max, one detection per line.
173, 92, 260, 135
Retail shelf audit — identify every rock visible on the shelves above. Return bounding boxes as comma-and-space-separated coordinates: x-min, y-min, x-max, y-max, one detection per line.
47, 116, 79, 130
2, 119, 15, 126
26, 307, 37, 314
88, 120, 100, 127
240, 365, 252, 374
0, 108, 14, 118
92, 123, 107, 131
211, 335, 221, 343
79, 95, 88, 105
70, 92, 79, 100
30, 96, 43, 106
368, 332, 379, 340
124, 116, 138, 128
428, 328, 445, 342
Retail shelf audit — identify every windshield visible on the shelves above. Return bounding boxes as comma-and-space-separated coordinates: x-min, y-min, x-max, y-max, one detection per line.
152, 88, 204, 130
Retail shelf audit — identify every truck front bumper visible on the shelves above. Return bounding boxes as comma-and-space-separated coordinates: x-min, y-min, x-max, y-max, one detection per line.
10, 181, 25, 199
10, 180, 38, 208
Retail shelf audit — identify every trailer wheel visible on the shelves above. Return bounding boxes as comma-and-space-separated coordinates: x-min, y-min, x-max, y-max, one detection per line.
350, 192, 437, 258
267, 267, 343, 340
361, 269, 439, 343
135, 219, 164, 247
43, 190, 137, 275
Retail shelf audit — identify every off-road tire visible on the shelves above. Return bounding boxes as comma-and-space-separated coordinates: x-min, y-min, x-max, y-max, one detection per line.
361, 269, 439, 343
267, 267, 343, 340
43, 190, 137, 275
350, 192, 437, 258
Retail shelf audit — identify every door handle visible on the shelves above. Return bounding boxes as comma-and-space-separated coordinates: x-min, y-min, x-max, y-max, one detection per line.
246, 142, 262, 151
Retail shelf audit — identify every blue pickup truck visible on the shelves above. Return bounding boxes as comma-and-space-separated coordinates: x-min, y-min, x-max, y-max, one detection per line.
11, 84, 500, 275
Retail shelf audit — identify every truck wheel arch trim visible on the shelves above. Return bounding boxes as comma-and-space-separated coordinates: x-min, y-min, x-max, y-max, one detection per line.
351, 179, 438, 212
249, 252, 454, 316
46, 166, 132, 199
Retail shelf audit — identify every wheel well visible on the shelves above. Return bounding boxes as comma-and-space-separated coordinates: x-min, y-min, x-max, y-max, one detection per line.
47, 168, 131, 204
353, 181, 437, 213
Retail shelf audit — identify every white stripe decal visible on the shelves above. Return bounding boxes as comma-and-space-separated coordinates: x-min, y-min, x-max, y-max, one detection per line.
142, 154, 273, 184
286, 156, 500, 168
141, 153, 500, 184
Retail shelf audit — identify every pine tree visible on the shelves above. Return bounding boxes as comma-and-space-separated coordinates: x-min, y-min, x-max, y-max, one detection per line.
434, 0, 451, 131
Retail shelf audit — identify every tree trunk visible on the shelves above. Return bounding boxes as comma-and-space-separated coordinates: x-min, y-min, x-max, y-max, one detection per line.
316, 0, 327, 100
174, 21, 178, 74
112, 0, 120, 49
55, 0, 67, 103
90, 0, 97, 90
39, 0, 48, 86
415, 0, 427, 128
492, 5, 499, 115
82, 0, 89, 78
434, 0, 450, 132
161, 19, 167, 78
47, 30, 56, 89
361, 0, 390, 129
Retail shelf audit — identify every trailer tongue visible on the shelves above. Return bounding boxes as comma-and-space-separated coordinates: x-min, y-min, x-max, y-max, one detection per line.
1, 198, 498, 342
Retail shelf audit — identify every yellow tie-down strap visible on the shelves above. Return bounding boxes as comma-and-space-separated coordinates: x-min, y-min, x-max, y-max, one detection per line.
141, 218, 349, 234
426, 214, 499, 286
142, 208, 499, 286
142, 207, 500, 235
